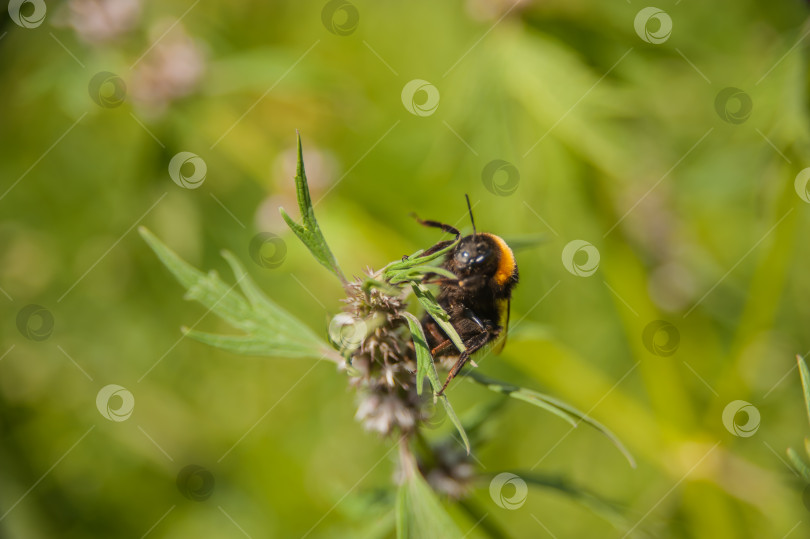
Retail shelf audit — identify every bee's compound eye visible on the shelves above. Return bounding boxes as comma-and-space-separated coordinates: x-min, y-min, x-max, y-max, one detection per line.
456, 250, 470, 263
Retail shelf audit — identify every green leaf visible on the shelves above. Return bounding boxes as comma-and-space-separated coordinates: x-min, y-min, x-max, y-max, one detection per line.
412, 283, 465, 353
439, 395, 470, 455
797, 354, 810, 427
396, 468, 461, 539
402, 312, 470, 454
514, 472, 631, 532
140, 227, 334, 361
279, 132, 345, 282
467, 371, 636, 468
787, 447, 810, 483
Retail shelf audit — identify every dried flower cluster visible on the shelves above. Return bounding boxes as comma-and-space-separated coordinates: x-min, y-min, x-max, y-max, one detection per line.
332, 273, 475, 498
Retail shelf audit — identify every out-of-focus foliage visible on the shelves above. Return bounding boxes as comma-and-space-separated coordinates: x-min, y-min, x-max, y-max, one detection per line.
2, 0, 810, 537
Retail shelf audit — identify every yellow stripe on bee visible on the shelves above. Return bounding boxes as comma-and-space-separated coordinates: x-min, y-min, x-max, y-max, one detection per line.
483, 233, 516, 286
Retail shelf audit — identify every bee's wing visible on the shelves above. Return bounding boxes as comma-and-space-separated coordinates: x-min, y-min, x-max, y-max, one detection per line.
494, 297, 511, 355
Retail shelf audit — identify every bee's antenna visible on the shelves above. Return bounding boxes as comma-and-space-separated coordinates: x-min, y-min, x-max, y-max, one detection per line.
465, 194, 476, 236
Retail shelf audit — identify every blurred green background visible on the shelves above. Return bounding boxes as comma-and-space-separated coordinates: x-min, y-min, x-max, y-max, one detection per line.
2, 0, 810, 537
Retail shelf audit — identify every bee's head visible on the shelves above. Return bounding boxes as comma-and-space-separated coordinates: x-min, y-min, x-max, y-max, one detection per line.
452, 234, 499, 276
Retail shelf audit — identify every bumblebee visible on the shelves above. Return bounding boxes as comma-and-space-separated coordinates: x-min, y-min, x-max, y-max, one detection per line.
415, 196, 519, 394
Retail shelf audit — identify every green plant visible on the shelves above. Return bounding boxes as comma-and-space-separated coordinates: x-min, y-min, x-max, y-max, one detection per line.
140, 134, 635, 537
787, 355, 810, 483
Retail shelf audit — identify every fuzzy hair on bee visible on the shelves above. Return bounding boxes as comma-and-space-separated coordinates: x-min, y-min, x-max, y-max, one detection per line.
413, 195, 519, 394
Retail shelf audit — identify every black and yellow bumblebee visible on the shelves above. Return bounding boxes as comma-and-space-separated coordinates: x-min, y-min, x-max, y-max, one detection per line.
414, 196, 519, 394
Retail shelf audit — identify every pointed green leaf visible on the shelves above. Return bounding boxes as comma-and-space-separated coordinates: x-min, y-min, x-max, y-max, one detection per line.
279, 132, 345, 282
140, 227, 334, 361
787, 447, 810, 482
468, 371, 636, 468
412, 283, 465, 353
396, 469, 462, 539
439, 394, 470, 455
402, 312, 470, 454
797, 354, 810, 427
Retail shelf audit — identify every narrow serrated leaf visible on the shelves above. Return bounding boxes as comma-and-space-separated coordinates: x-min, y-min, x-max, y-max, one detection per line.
440, 394, 470, 454
412, 283, 465, 353
279, 132, 345, 282
468, 371, 635, 468
797, 354, 810, 427
402, 313, 470, 453
140, 226, 334, 361
396, 467, 462, 539
787, 447, 810, 482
